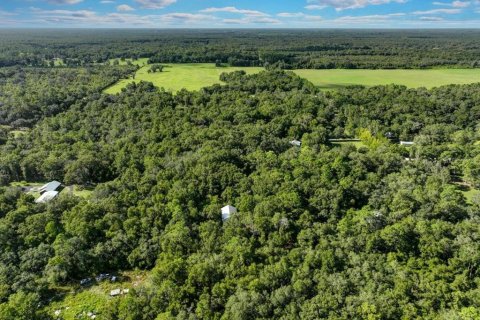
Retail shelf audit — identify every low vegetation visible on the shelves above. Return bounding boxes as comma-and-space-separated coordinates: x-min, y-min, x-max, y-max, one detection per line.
104, 63, 263, 94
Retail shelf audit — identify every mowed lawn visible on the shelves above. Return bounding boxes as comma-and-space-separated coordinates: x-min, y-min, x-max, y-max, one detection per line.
294, 68, 480, 90
104, 63, 480, 94
104, 63, 263, 94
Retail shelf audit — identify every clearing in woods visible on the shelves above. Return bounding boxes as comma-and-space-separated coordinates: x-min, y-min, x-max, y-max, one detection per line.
294, 68, 480, 90
104, 62, 480, 94
104, 63, 263, 94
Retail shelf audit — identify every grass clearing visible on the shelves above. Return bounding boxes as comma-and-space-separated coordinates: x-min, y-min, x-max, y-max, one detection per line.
331, 141, 366, 148
293, 68, 480, 90
60, 185, 94, 199
104, 63, 263, 94
43, 270, 149, 320
105, 63, 480, 94
462, 188, 480, 204
329, 139, 366, 148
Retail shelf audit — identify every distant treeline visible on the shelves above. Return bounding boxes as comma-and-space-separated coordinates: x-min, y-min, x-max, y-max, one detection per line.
1, 29, 480, 69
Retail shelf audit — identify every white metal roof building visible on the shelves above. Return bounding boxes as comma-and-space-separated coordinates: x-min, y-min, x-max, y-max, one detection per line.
39, 181, 62, 194
290, 140, 301, 147
221, 205, 237, 221
400, 141, 415, 146
35, 191, 59, 204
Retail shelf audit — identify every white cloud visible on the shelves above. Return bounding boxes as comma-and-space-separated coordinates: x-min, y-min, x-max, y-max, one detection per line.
277, 12, 323, 21
29, 7, 217, 26
222, 17, 280, 24
413, 8, 462, 14
332, 13, 405, 23
419, 16, 445, 20
200, 7, 268, 17
100, 0, 115, 3
134, 0, 176, 9
306, 0, 407, 11
160, 13, 215, 22
304, 4, 327, 10
432, 1, 470, 7
117, 4, 135, 11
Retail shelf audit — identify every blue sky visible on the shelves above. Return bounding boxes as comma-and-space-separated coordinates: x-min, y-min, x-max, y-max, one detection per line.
1, 0, 480, 28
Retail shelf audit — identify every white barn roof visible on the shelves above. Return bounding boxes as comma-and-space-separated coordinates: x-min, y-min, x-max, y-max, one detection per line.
35, 191, 59, 203
221, 205, 237, 221
39, 181, 61, 194
290, 140, 301, 147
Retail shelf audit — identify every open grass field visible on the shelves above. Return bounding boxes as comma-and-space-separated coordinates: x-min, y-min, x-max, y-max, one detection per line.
104, 63, 263, 94
462, 188, 480, 204
294, 68, 480, 90
43, 270, 149, 320
104, 63, 480, 94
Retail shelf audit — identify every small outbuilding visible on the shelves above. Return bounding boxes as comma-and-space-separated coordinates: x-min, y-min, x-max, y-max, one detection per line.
35, 190, 59, 204
110, 289, 121, 297
290, 140, 302, 147
39, 181, 62, 194
400, 141, 414, 146
221, 205, 237, 221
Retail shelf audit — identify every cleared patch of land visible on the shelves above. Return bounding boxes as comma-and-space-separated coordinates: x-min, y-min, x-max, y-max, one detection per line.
104, 63, 480, 94
104, 63, 263, 94
461, 187, 480, 204
294, 69, 480, 90
44, 270, 148, 320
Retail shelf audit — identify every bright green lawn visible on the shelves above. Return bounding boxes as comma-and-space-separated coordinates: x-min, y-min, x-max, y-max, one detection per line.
104, 63, 263, 94
293, 69, 480, 90
331, 140, 366, 148
105, 64, 480, 94
463, 188, 480, 204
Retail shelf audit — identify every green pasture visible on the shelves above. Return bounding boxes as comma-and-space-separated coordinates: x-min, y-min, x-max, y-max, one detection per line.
104, 63, 263, 94
294, 68, 480, 90
104, 63, 480, 94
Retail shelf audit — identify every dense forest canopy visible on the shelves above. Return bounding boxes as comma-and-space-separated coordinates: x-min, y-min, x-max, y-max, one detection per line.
0, 66, 135, 128
0, 68, 479, 319
1, 29, 480, 69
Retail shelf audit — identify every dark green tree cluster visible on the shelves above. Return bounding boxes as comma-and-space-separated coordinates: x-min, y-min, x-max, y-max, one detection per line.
148, 64, 165, 73
0, 71, 479, 319
0, 66, 135, 128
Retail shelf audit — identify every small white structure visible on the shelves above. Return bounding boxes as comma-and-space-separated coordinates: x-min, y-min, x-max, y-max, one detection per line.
400, 141, 414, 146
110, 289, 121, 297
39, 181, 61, 194
35, 191, 59, 204
221, 205, 237, 221
110, 288, 129, 297
290, 139, 301, 147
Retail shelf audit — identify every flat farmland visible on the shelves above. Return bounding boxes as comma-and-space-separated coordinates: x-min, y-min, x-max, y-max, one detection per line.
104, 63, 480, 94
294, 68, 480, 90
104, 63, 263, 94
